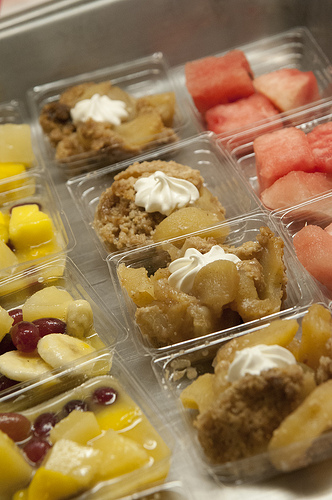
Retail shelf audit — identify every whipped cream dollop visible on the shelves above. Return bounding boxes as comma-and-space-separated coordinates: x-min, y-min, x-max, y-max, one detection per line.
168, 245, 241, 294
134, 171, 200, 216
70, 93, 128, 125
227, 344, 297, 383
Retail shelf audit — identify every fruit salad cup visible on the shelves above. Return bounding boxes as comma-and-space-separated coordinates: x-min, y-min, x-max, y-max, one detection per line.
0, 256, 124, 397
152, 303, 332, 484
0, 353, 173, 500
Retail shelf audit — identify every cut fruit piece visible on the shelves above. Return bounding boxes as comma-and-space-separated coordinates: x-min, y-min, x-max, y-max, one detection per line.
0, 429, 33, 499
0, 238, 19, 270
137, 92, 176, 127
91, 428, 150, 480
22, 286, 74, 322
293, 224, 332, 291
185, 50, 255, 113
0, 350, 52, 382
254, 127, 316, 192
260, 171, 332, 210
9, 204, 54, 251
180, 372, 216, 414
50, 410, 101, 445
116, 112, 166, 148
0, 306, 14, 342
307, 122, 332, 174
117, 264, 155, 307
0, 124, 35, 166
205, 93, 281, 135
253, 68, 320, 112
37, 334, 96, 369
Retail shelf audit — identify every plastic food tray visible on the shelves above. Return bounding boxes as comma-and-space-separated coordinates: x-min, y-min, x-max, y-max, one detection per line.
152, 303, 332, 484
66, 132, 260, 259
0, 255, 126, 398
0, 350, 174, 500
0, 170, 74, 281
27, 52, 192, 178
215, 98, 332, 211
171, 26, 332, 137
107, 211, 323, 356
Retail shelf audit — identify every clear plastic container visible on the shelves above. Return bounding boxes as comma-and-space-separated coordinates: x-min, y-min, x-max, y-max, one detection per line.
0, 351, 174, 500
172, 26, 332, 137
108, 481, 192, 500
0, 255, 126, 398
107, 211, 321, 357
27, 52, 191, 178
0, 170, 75, 282
67, 132, 259, 259
216, 98, 332, 211
152, 303, 332, 484
274, 191, 332, 301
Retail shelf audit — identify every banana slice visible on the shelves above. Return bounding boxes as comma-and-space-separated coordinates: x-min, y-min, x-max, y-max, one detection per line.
37, 334, 96, 369
0, 351, 52, 382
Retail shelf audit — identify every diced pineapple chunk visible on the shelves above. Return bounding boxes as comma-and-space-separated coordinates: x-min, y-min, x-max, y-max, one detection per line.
9, 204, 54, 250
50, 410, 101, 445
91, 428, 150, 480
0, 238, 19, 271
0, 305, 14, 342
0, 430, 33, 499
0, 163, 26, 193
44, 439, 102, 488
0, 124, 35, 166
22, 286, 74, 322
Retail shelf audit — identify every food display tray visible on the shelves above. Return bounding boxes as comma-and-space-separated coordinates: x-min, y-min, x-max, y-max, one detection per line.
2, 3, 332, 499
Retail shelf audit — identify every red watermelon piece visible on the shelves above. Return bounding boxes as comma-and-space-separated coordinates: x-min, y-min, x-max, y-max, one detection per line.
293, 224, 332, 291
205, 93, 281, 135
253, 68, 320, 113
307, 122, 332, 174
260, 171, 332, 210
325, 222, 332, 236
254, 127, 316, 192
185, 50, 255, 113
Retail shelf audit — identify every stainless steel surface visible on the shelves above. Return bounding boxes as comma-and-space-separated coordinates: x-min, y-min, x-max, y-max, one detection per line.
1, 1, 332, 499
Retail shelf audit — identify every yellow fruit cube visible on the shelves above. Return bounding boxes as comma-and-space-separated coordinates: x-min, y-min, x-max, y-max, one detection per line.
0, 211, 9, 243
0, 238, 19, 271
24, 467, 83, 500
22, 286, 74, 322
50, 410, 101, 445
0, 163, 26, 193
0, 305, 14, 342
90, 428, 150, 480
0, 430, 33, 499
9, 204, 55, 251
0, 124, 35, 166
44, 439, 102, 488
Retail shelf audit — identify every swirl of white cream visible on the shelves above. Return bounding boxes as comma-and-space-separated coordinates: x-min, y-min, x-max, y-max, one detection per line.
227, 344, 297, 383
134, 171, 200, 216
70, 94, 128, 125
168, 245, 241, 294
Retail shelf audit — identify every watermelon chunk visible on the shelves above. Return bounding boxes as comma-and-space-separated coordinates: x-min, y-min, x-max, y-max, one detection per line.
185, 50, 255, 113
253, 68, 320, 113
325, 222, 332, 236
205, 93, 281, 135
307, 122, 332, 174
254, 127, 316, 192
293, 224, 332, 291
260, 171, 332, 210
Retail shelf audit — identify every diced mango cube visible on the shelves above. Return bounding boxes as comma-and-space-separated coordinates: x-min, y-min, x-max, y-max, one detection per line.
24, 467, 83, 500
0, 124, 35, 166
9, 204, 54, 250
0, 163, 26, 194
0, 430, 33, 499
50, 410, 101, 445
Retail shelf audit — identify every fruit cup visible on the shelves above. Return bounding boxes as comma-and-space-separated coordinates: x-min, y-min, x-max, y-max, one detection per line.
0, 352, 173, 500
0, 255, 125, 397
152, 303, 332, 484
67, 132, 259, 259
0, 171, 74, 284
27, 53, 190, 178
107, 211, 322, 356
